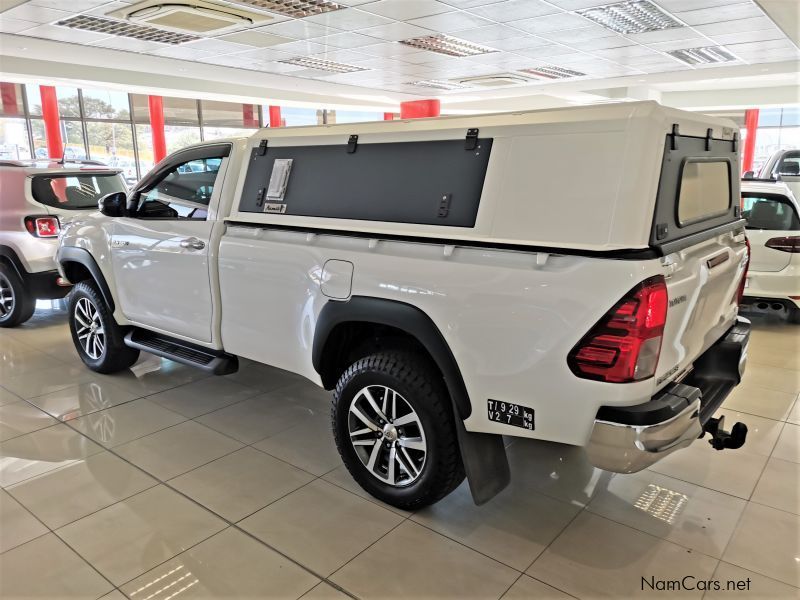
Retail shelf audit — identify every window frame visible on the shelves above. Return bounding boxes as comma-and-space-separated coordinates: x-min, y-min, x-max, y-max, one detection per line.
741, 191, 800, 231
675, 157, 733, 228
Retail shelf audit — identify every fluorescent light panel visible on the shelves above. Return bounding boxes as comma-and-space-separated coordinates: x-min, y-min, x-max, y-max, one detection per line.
56, 15, 199, 44
518, 65, 586, 79
410, 79, 473, 91
667, 45, 736, 65
399, 34, 497, 57
229, 0, 344, 18
279, 56, 368, 73
577, 0, 684, 35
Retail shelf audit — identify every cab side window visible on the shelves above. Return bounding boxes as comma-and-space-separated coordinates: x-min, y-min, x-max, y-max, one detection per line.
136, 157, 223, 220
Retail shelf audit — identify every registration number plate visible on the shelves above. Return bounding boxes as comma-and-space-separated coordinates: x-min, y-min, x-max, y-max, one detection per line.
487, 400, 534, 431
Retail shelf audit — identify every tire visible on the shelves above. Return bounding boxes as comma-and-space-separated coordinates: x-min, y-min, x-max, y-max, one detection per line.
332, 351, 465, 509
68, 281, 139, 373
0, 264, 35, 328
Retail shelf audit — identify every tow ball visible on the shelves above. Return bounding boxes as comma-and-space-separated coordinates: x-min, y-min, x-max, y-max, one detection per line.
703, 416, 748, 450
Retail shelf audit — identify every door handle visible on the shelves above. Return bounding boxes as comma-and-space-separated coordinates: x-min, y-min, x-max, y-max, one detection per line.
179, 237, 205, 251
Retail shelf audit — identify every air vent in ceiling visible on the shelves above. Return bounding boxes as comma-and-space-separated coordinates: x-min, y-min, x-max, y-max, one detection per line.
519, 66, 586, 79
399, 34, 497, 57
667, 45, 736, 65
576, 0, 683, 35
409, 79, 474, 91
228, 0, 344, 18
111, 1, 272, 34
56, 15, 200, 44
454, 74, 532, 87
278, 56, 368, 73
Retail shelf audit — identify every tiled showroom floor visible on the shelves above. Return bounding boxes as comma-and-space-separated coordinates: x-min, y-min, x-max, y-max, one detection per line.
0, 303, 798, 600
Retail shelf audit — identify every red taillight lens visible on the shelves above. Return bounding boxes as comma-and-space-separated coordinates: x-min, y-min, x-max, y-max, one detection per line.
736, 237, 751, 305
765, 236, 800, 253
568, 276, 668, 383
24, 216, 60, 238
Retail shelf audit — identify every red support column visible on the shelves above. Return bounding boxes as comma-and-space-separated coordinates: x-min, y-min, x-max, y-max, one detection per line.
268, 105, 281, 128
400, 99, 440, 119
742, 108, 759, 174
40, 85, 63, 159
383, 112, 394, 121
242, 104, 257, 128
1, 83, 19, 116
148, 95, 167, 163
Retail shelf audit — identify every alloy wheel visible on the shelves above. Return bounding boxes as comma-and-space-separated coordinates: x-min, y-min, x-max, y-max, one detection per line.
0, 273, 14, 318
348, 385, 427, 487
74, 297, 105, 360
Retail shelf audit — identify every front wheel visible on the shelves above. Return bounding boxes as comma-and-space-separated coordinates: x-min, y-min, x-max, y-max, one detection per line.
68, 281, 139, 373
0, 264, 35, 328
332, 351, 465, 509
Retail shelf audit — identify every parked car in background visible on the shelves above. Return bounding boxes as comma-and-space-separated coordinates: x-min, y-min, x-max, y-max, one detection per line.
108, 157, 139, 186
57, 103, 751, 509
740, 180, 800, 323
747, 148, 800, 200
0, 159, 127, 326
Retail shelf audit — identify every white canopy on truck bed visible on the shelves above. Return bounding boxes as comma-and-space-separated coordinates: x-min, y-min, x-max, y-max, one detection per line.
227, 101, 739, 253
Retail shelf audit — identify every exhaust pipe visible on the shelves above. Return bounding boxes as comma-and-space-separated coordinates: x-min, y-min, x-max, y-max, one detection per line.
771, 303, 784, 311
757, 302, 769, 310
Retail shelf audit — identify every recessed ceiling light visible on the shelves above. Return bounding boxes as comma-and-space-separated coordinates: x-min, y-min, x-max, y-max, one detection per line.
518, 65, 586, 80
399, 34, 497, 57
666, 45, 736, 65
278, 56, 368, 73
56, 15, 199, 44
577, 0, 683, 35
228, 0, 344, 18
409, 79, 474, 91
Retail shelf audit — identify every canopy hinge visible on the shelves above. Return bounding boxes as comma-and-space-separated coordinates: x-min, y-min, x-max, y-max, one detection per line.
465, 128, 479, 150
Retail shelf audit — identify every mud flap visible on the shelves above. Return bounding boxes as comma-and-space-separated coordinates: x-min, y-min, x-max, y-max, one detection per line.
454, 411, 510, 505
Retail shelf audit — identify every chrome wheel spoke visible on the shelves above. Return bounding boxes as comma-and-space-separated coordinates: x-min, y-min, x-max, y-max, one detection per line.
347, 384, 427, 488
75, 298, 104, 360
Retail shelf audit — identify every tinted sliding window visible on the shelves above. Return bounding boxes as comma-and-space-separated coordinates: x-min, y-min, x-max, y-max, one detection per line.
742, 194, 800, 231
677, 160, 731, 225
136, 157, 222, 220
31, 173, 126, 210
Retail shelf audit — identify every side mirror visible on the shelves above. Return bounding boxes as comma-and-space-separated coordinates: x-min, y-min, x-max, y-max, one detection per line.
743, 171, 755, 179
98, 192, 128, 217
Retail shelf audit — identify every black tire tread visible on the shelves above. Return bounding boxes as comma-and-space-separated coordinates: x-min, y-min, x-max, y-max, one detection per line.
0, 264, 35, 328
68, 281, 139, 373
332, 351, 465, 509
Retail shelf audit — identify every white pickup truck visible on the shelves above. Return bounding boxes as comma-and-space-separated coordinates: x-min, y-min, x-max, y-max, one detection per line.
57, 102, 751, 509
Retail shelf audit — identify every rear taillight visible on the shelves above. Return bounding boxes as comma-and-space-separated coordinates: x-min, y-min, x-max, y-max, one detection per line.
568, 276, 668, 383
765, 236, 800, 253
736, 237, 751, 305
24, 216, 60, 238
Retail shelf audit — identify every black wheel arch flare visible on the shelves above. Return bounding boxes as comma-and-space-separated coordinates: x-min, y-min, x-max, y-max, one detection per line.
57, 246, 115, 312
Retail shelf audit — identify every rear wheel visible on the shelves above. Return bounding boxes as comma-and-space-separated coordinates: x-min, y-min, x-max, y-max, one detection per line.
0, 264, 35, 328
332, 351, 465, 509
68, 281, 139, 373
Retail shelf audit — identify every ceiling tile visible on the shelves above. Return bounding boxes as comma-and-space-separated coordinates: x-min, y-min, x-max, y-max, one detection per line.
149, 46, 215, 60
454, 24, 523, 43
624, 27, 698, 44
674, 2, 764, 26
407, 11, 493, 33
710, 27, 786, 46
0, 3, 70, 24
727, 38, 798, 54
468, 0, 560, 23
89, 36, 168, 52
219, 30, 294, 48
303, 7, 393, 30
0, 17, 37, 33
512, 44, 584, 59
312, 31, 384, 49
358, 22, 433, 41
357, 42, 428, 58
510, 13, 590, 34
654, 0, 734, 12
270, 40, 330, 55
258, 20, 340, 40
487, 36, 552, 51
309, 48, 375, 63
568, 35, 636, 51
361, 0, 452, 20
538, 24, 617, 43
647, 37, 715, 52
28, 0, 108, 10
694, 16, 778, 36
435, 0, 505, 8
593, 45, 663, 60
183, 38, 250, 54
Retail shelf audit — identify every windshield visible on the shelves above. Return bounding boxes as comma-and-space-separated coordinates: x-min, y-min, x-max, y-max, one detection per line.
742, 193, 800, 231
31, 173, 126, 210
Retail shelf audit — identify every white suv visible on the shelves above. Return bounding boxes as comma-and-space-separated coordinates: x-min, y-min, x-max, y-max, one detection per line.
0, 159, 127, 327
740, 180, 800, 322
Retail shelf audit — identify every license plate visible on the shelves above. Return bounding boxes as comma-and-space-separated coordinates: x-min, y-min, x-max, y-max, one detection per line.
487, 400, 534, 431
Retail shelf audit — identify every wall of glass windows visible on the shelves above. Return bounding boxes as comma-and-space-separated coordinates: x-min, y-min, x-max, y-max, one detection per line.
0, 81, 385, 183
750, 107, 800, 173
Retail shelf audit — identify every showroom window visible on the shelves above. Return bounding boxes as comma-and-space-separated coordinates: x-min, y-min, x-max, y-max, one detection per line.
200, 99, 261, 141
0, 82, 31, 159
750, 107, 800, 173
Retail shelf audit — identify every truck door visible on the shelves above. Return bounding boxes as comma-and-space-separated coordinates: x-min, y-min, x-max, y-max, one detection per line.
110, 144, 231, 343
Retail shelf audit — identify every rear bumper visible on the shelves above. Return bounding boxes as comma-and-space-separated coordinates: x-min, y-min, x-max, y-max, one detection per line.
586, 317, 750, 473
26, 269, 71, 300
742, 266, 800, 309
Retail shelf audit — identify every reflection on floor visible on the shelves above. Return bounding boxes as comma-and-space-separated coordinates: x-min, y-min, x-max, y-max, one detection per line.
1, 301, 798, 599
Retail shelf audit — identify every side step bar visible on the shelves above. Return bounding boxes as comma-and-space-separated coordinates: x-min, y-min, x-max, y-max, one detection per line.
124, 329, 238, 375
